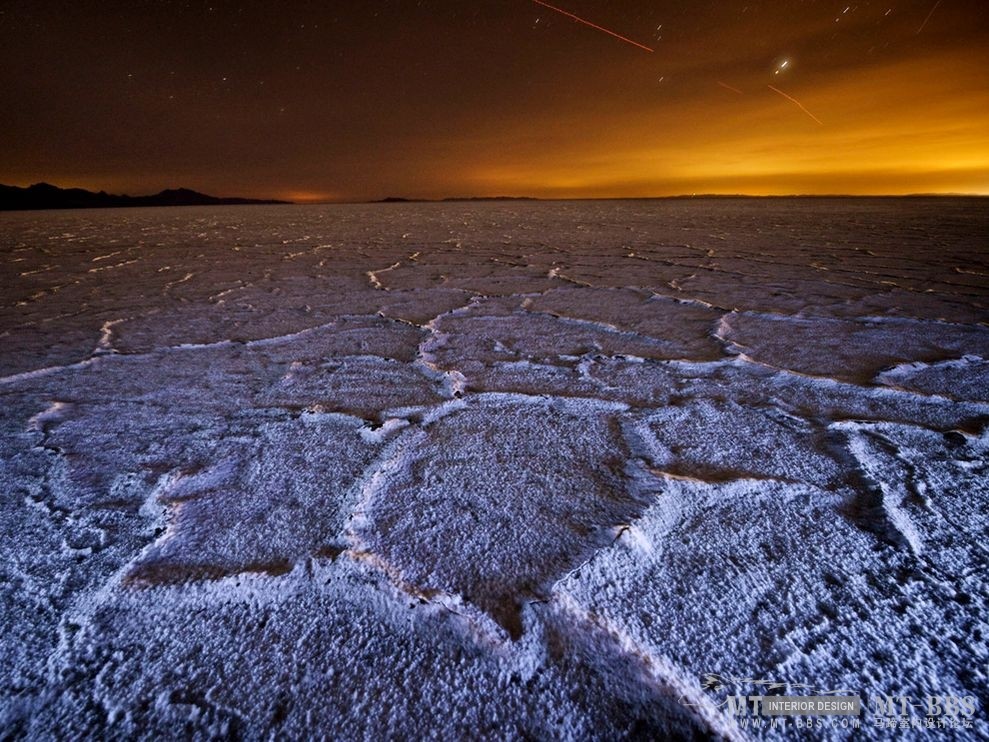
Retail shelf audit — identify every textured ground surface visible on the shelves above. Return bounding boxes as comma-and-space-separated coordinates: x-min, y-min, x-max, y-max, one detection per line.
1, 199, 987, 739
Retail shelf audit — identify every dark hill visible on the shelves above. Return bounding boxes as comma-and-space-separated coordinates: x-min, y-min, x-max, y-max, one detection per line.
0, 183, 290, 211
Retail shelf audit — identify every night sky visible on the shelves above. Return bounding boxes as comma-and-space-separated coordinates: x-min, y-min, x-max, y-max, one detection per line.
1, 1, 987, 201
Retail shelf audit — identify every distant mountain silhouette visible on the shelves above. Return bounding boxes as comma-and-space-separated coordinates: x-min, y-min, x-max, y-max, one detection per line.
0, 182, 290, 211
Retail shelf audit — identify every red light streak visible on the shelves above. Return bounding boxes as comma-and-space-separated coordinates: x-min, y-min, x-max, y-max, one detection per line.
531, 0, 654, 53
768, 84, 824, 125
917, 0, 942, 34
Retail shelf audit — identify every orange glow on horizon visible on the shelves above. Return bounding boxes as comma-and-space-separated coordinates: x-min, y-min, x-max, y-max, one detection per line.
278, 190, 340, 203
1, 2, 986, 200
447, 50, 989, 200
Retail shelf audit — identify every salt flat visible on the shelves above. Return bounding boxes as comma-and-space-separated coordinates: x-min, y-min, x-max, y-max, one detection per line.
1, 199, 987, 738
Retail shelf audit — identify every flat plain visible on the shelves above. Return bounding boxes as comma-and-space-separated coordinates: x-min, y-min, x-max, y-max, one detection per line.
1, 198, 987, 738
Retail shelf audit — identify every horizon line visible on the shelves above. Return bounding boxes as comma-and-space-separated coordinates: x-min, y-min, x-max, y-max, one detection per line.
3, 181, 987, 210
344, 192, 989, 204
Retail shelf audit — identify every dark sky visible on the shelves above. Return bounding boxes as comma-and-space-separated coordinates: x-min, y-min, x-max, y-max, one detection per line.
1, 1, 987, 200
